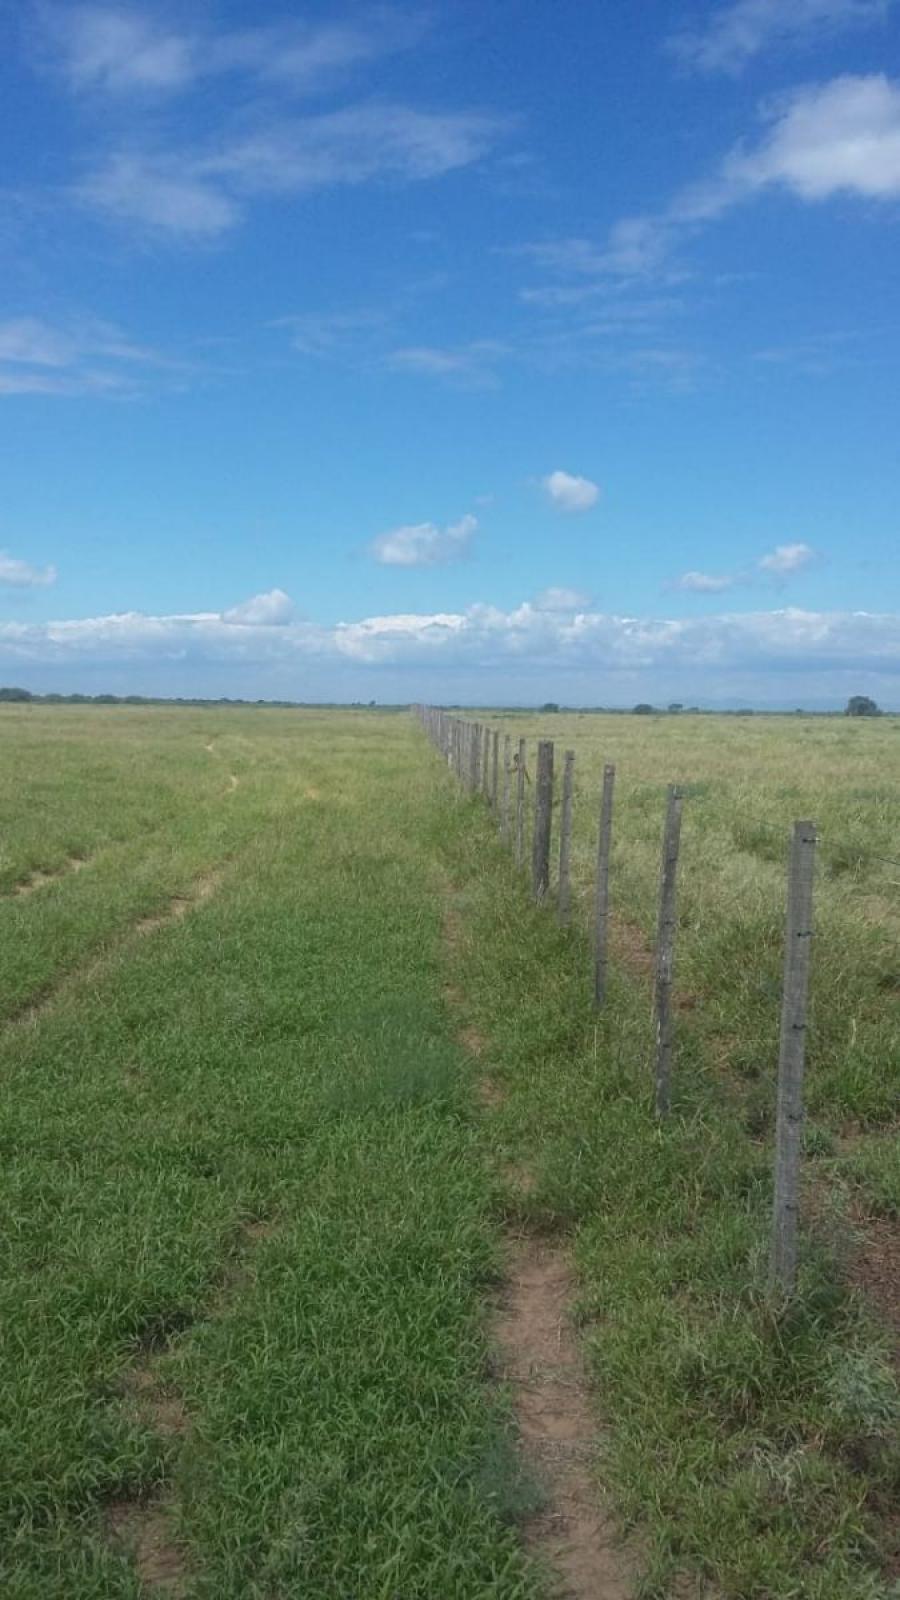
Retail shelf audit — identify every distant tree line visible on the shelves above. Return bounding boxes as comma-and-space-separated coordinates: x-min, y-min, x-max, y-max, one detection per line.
0, 687, 889, 715
0, 688, 398, 709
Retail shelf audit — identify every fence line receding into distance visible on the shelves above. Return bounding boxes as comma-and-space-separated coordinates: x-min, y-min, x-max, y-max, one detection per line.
416, 704, 817, 1299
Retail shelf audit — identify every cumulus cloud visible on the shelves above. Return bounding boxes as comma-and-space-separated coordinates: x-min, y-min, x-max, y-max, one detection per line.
674, 73, 900, 224
222, 589, 295, 626
542, 471, 600, 512
758, 541, 816, 574
672, 570, 736, 592
724, 74, 900, 205
1, 601, 897, 700
370, 514, 477, 568
667, 0, 891, 75
0, 551, 57, 587
534, 586, 593, 611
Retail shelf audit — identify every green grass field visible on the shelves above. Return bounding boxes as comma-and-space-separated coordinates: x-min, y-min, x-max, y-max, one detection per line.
1, 705, 897, 1598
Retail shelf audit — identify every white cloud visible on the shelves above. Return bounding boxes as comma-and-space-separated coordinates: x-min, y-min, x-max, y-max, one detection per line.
222, 589, 295, 626
2, 601, 897, 702
74, 106, 508, 239
370, 514, 477, 568
388, 341, 507, 386
75, 156, 241, 238
542, 471, 600, 513
0, 313, 182, 399
0, 317, 78, 367
667, 0, 891, 75
0, 551, 57, 588
673, 570, 736, 592
758, 541, 817, 574
274, 309, 388, 359
521, 74, 900, 306
671, 74, 900, 221
39, 6, 420, 97
204, 106, 505, 192
726, 74, 900, 202
519, 220, 672, 283
534, 587, 593, 611
0, 369, 131, 398
42, 4, 195, 93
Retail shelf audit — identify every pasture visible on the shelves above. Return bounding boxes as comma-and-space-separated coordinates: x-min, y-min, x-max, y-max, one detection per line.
0, 705, 897, 1599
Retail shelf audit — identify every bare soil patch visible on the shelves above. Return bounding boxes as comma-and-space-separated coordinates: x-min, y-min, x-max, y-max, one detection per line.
105, 1501, 189, 1595
122, 1360, 190, 1439
494, 1236, 635, 1599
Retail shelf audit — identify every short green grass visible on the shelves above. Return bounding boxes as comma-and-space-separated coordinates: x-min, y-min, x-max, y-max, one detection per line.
0, 708, 539, 1598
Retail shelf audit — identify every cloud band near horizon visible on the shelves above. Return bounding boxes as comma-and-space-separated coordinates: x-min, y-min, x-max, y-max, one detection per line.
1, 594, 897, 706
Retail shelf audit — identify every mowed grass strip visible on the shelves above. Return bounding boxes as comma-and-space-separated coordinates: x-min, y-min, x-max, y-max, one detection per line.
432, 785, 900, 1600
0, 714, 539, 1599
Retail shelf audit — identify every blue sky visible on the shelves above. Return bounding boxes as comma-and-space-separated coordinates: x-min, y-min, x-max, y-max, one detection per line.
1, 0, 899, 706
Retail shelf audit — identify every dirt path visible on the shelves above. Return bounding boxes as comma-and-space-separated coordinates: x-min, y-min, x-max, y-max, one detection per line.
495, 1237, 633, 1599
443, 898, 635, 1598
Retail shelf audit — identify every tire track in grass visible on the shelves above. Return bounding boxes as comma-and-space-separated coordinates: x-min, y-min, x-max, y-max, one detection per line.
6, 869, 223, 1028
443, 893, 635, 1599
105, 1217, 280, 1595
7, 854, 90, 898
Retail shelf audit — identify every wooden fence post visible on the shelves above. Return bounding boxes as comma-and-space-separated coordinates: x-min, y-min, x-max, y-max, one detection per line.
515, 738, 527, 868
770, 820, 817, 1296
501, 734, 511, 842
482, 725, 491, 800
470, 722, 480, 792
593, 763, 616, 1005
531, 740, 554, 901
491, 729, 499, 813
557, 750, 575, 926
653, 785, 683, 1116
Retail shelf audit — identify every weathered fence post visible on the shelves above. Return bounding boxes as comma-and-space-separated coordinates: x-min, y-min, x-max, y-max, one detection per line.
491, 729, 499, 813
593, 763, 616, 1005
770, 820, 817, 1297
501, 734, 511, 842
515, 738, 526, 868
531, 740, 554, 901
470, 722, 480, 792
653, 785, 683, 1116
482, 725, 491, 800
557, 750, 575, 926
